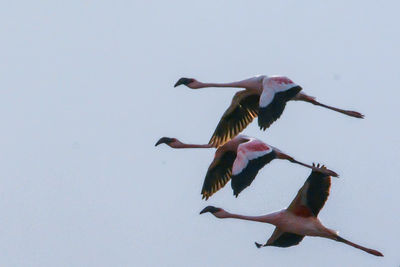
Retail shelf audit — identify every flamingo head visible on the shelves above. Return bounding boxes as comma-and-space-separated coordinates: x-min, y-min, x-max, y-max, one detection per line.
155, 137, 178, 147
174, 77, 196, 88
200, 206, 222, 215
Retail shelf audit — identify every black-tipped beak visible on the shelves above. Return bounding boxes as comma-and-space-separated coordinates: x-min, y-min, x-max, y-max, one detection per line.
174, 80, 183, 87
174, 77, 193, 87
155, 137, 174, 146
200, 206, 220, 214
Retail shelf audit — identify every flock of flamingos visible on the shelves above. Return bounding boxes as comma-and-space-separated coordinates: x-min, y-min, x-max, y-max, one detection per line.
155, 74, 383, 257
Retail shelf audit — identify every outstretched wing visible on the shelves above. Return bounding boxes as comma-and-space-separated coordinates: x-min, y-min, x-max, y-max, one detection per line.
230, 138, 276, 197
256, 228, 305, 248
209, 90, 259, 147
258, 76, 302, 130
287, 164, 332, 217
201, 150, 237, 200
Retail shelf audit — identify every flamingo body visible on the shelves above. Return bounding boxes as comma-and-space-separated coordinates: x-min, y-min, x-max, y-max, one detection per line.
200, 166, 383, 257
155, 135, 337, 199
174, 75, 364, 147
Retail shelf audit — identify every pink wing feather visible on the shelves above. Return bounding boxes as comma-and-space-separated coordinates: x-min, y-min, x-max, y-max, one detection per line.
232, 138, 273, 175
259, 76, 297, 108
231, 138, 276, 197
258, 76, 302, 130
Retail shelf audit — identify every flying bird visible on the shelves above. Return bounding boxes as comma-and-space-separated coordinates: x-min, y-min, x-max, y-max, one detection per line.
155, 135, 338, 199
200, 164, 383, 257
174, 75, 364, 147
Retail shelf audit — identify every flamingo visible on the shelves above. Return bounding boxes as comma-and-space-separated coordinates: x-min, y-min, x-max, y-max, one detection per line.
155, 135, 338, 199
174, 75, 364, 147
200, 164, 383, 257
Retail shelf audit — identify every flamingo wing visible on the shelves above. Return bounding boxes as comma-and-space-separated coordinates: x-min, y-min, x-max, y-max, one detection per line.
230, 138, 276, 197
287, 164, 332, 217
256, 228, 305, 248
209, 90, 259, 147
201, 150, 237, 200
258, 76, 302, 130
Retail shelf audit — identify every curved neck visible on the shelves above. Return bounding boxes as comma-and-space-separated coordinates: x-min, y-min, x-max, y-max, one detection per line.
223, 211, 281, 225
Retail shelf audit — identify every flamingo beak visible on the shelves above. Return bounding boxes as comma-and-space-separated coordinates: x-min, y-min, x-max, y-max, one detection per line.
174, 77, 194, 87
155, 137, 174, 146
200, 206, 221, 214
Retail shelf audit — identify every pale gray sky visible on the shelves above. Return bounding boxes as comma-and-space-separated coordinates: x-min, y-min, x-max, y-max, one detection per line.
0, 1, 399, 266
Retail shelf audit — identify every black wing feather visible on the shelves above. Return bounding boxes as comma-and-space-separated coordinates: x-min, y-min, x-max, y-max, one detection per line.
306, 170, 331, 216
268, 232, 305, 248
256, 228, 305, 248
258, 86, 302, 130
231, 151, 276, 197
209, 93, 259, 147
201, 151, 237, 200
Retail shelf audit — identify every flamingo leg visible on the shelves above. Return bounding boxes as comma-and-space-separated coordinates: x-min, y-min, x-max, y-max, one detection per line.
334, 236, 383, 257
294, 93, 364, 118
274, 151, 339, 177
291, 159, 338, 177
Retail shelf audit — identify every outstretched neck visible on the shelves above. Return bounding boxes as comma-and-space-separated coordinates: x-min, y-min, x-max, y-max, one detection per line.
173, 142, 213, 149
200, 82, 247, 88
224, 211, 281, 225
198, 76, 264, 90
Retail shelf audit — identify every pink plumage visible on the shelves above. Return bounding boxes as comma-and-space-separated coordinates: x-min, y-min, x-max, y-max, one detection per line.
232, 138, 273, 176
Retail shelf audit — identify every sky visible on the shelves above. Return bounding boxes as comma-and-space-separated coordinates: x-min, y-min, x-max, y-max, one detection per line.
0, 0, 399, 266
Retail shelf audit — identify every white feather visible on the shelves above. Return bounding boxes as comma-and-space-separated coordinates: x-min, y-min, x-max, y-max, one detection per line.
259, 76, 298, 108
232, 138, 273, 175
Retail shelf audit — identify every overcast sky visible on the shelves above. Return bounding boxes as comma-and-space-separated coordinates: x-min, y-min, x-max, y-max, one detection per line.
1, 1, 399, 266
